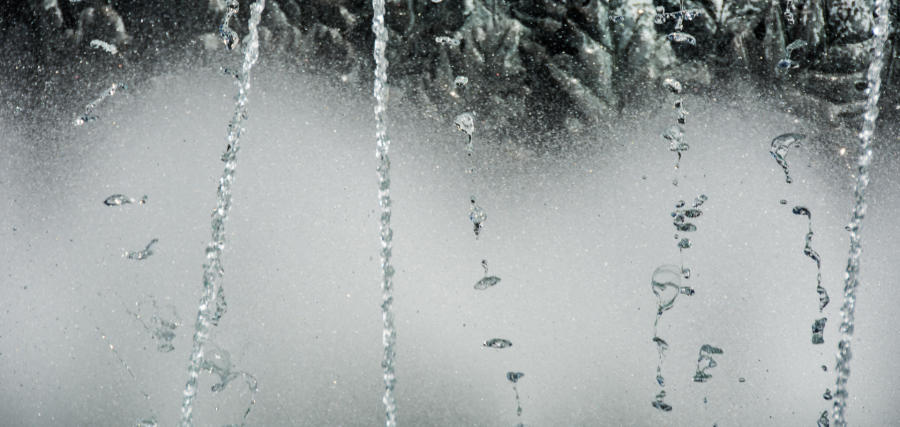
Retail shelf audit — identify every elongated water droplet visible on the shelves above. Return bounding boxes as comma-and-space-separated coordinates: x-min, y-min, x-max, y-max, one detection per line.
785, 39, 808, 53
652, 390, 673, 412
666, 32, 696, 46
484, 338, 513, 349
89, 39, 118, 55
793, 206, 829, 311
818, 410, 830, 427
125, 238, 158, 260
104, 194, 148, 206
474, 276, 501, 290
812, 317, 827, 344
770, 133, 806, 184
469, 197, 487, 238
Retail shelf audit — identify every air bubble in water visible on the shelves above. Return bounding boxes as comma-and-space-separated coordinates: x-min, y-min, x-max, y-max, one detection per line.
770, 133, 805, 184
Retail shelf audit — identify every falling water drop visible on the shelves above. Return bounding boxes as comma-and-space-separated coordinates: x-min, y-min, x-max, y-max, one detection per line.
89, 39, 119, 55
824, 388, 833, 400
454, 76, 469, 88
818, 410, 830, 427
474, 259, 501, 290
483, 338, 513, 349
666, 32, 697, 46
435, 36, 461, 47
833, 2, 890, 424
104, 194, 148, 206
507, 372, 525, 416
469, 197, 487, 238
124, 238, 158, 260
455, 111, 476, 155
812, 317, 827, 344
769, 133, 806, 184
792, 206, 829, 310
652, 389, 673, 412
180, 1, 265, 426
693, 344, 724, 383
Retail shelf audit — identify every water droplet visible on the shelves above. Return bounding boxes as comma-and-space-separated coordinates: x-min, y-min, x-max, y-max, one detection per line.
474, 276, 501, 290
135, 416, 158, 427
693, 344, 724, 383
780, 199, 788, 205
785, 39, 808, 53
663, 78, 682, 94
678, 238, 692, 249
666, 32, 697, 46
652, 390, 673, 412
455, 112, 475, 136
738, 377, 746, 383
469, 198, 487, 238
430, 0, 443, 3
453, 76, 468, 87
104, 194, 148, 206
506, 371, 524, 383
652, 265, 685, 314
609, 15, 625, 24
822, 365, 828, 372
484, 338, 513, 349
823, 388, 833, 400
124, 238, 159, 260
770, 133, 806, 184
817, 410, 830, 427
811, 317, 827, 344
663, 125, 689, 153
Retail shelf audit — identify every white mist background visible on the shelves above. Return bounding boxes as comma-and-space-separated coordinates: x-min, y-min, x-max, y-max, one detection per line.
1, 65, 899, 426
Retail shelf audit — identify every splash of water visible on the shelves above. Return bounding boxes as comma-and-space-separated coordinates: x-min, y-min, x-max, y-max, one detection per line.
693, 344, 724, 383
179, 1, 265, 426
372, 1, 398, 425
833, 2, 889, 425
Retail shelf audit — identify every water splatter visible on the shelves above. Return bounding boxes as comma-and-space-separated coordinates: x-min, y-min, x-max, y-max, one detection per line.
506, 372, 525, 416
769, 133, 806, 184
812, 317, 827, 344
469, 197, 487, 238
104, 194, 148, 206
89, 39, 118, 55
474, 260, 501, 290
200, 343, 258, 425
180, 1, 265, 426
833, 2, 890, 424
124, 238, 158, 260
483, 338, 513, 349
73, 82, 124, 126
693, 344, 724, 383
123, 296, 180, 353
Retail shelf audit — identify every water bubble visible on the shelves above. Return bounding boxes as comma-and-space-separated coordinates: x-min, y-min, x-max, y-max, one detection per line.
124, 238, 159, 260
776, 59, 798, 70
811, 317, 827, 344
484, 338, 513, 349
678, 238, 692, 249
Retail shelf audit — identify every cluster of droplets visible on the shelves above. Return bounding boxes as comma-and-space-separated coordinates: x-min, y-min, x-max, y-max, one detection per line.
661, 78, 688, 186
693, 344, 724, 383
654, 1, 702, 46
180, 2, 265, 426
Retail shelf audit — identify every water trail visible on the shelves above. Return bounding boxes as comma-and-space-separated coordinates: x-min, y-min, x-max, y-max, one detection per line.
104, 194, 148, 206
833, 2, 889, 425
124, 238, 158, 261
693, 344, 724, 383
506, 372, 525, 417
180, 1, 264, 426
73, 82, 124, 126
372, 1, 398, 425
792, 207, 829, 311
474, 259, 501, 290
769, 133, 805, 183
96, 326, 151, 400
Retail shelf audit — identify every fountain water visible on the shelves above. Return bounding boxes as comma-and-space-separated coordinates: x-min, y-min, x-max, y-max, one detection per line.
832, 1, 891, 425
179, 1, 265, 425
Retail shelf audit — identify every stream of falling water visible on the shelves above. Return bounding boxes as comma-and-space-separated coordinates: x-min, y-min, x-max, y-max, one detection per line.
832, 1, 890, 425
179, 1, 265, 426
371, 1, 398, 426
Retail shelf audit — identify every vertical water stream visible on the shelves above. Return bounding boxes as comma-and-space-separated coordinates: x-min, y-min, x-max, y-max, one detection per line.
179, 1, 265, 425
832, 1, 890, 425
